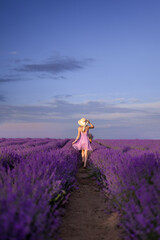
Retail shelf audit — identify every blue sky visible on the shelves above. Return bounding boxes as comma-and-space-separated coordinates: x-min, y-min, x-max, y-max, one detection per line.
0, 0, 160, 139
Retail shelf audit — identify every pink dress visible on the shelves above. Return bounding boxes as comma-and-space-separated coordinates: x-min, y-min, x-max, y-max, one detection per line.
72, 129, 93, 151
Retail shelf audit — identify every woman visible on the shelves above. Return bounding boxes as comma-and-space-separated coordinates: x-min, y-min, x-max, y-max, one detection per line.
72, 117, 94, 168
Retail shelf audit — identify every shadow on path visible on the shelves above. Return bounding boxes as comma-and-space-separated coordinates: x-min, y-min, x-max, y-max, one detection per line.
57, 166, 124, 240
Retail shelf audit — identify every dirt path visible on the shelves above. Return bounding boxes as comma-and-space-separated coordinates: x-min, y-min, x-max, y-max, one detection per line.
57, 165, 124, 240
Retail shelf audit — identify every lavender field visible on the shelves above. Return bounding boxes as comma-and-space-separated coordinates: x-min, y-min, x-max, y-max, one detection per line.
0, 138, 80, 240
0, 138, 160, 240
90, 139, 160, 240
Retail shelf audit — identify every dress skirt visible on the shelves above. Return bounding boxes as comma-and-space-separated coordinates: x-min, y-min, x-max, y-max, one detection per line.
72, 130, 92, 151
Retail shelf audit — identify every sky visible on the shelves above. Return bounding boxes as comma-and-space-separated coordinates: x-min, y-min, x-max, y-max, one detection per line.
0, 0, 160, 139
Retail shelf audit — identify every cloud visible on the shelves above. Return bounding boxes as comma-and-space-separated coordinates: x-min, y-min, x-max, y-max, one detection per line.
38, 73, 66, 80
0, 94, 5, 102
1, 99, 160, 138
114, 98, 126, 103
0, 76, 21, 83
0, 73, 22, 83
15, 56, 92, 74
0, 99, 148, 124
14, 58, 31, 63
0, 56, 92, 85
10, 51, 18, 55
53, 94, 72, 99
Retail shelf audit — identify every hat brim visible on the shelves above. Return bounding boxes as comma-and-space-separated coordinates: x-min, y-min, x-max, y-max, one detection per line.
78, 120, 84, 126
78, 119, 88, 126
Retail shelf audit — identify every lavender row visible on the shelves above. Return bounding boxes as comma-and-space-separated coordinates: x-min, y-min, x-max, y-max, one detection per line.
0, 138, 69, 153
90, 140, 160, 240
96, 139, 160, 153
0, 139, 80, 240
0, 138, 51, 147
0, 138, 69, 170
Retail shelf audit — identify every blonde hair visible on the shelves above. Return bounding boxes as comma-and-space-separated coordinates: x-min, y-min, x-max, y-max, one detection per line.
82, 122, 88, 132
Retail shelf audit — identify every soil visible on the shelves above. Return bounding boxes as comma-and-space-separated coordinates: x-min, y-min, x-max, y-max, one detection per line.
56, 165, 125, 240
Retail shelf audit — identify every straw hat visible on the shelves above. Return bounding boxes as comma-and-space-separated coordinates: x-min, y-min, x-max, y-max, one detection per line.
78, 117, 88, 126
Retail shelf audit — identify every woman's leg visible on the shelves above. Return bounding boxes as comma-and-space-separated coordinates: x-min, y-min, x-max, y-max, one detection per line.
81, 150, 85, 162
84, 150, 88, 167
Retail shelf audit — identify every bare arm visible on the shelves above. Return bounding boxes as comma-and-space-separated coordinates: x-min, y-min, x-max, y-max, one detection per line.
72, 127, 81, 144
87, 120, 94, 129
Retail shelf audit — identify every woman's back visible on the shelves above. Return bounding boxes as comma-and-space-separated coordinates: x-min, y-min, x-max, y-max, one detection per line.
73, 127, 92, 151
